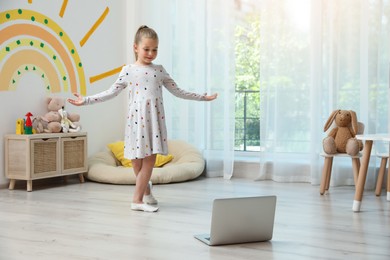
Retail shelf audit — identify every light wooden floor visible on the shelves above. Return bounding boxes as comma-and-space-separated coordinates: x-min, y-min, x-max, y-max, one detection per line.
0, 176, 389, 260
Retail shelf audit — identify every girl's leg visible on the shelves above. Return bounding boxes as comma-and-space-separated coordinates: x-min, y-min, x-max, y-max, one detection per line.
131, 158, 151, 196
132, 154, 156, 204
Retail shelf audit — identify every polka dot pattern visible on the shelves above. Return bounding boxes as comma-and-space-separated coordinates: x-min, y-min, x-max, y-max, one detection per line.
84, 64, 206, 159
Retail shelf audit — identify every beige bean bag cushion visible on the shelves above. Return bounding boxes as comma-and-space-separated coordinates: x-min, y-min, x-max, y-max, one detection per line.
86, 140, 205, 184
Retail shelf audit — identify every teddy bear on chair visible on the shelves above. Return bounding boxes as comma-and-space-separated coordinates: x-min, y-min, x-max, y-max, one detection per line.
323, 109, 363, 156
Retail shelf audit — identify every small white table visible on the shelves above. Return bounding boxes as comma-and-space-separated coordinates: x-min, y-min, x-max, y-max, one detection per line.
354, 134, 390, 212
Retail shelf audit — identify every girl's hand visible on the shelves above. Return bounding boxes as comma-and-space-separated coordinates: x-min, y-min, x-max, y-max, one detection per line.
67, 93, 85, 106
204, 93, 218, 101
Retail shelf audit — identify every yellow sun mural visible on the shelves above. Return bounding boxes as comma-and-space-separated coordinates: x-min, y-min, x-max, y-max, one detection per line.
0, 1, 124, 95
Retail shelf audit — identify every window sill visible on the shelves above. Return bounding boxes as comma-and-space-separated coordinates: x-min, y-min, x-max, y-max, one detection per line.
234, 151, 260, 163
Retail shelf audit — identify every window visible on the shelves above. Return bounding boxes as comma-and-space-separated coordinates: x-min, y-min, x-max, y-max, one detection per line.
234, 2, 260, 151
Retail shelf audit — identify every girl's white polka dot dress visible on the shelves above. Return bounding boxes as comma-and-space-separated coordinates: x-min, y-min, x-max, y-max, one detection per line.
84, 64, 206, 159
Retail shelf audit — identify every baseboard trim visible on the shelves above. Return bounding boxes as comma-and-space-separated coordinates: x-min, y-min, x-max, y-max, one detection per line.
0, 183, 9, 189
233, 161, 260, 179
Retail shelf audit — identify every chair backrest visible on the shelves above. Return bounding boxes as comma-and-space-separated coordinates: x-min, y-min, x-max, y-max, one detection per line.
357, 122, 364, 135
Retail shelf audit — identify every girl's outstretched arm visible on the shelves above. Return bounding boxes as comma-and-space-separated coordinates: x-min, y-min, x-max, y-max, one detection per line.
203, 93, 218, 101
162, 66, 218, 101
68, 66, 129, 106
67, 93, 85, 106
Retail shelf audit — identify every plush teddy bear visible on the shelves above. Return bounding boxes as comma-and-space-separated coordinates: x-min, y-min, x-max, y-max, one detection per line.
323, 109, 363, 156
35, 97, 81, 133
40, 111, 62, 133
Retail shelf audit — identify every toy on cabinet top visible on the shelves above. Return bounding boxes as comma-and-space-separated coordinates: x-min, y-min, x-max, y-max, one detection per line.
33, 97, 81, 133
16, 118, 24, 135
58, 108, 81, 133
24, 112, 33, 134
322, 109, 363, 156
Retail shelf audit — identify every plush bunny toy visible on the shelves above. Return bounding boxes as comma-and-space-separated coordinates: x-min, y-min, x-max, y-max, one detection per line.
323, 110, 363, 156
58, 108, 81, 133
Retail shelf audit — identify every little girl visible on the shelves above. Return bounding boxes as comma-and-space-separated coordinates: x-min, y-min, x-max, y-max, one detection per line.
68, 25, 217, 212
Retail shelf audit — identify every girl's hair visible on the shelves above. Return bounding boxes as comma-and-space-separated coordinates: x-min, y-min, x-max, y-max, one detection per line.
133, 25, 159, 60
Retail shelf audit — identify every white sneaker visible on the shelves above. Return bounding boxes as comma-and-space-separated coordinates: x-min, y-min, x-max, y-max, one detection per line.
131, 203, 159, 212
144, 181, 158, 205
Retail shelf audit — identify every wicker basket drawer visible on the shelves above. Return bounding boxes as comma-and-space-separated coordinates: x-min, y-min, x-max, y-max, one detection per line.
61, 136, 87, 174
31, 138, 60, 178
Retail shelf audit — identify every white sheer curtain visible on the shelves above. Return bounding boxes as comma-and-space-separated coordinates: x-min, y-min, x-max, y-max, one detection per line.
130, 0, 235, 179
257, 0, 390, 188
203, 0, 235, 178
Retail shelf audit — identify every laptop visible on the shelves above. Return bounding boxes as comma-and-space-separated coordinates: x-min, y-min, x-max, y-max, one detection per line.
194, 196, 277, 246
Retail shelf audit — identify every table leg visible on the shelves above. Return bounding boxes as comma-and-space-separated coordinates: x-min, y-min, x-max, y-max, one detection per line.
353, 140, 373, 212
387, 160, 390, 201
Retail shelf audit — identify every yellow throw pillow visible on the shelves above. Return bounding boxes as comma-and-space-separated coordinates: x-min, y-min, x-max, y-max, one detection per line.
107, 141, 173, 168
154, 153, 174, 167
107, 141, 132, 167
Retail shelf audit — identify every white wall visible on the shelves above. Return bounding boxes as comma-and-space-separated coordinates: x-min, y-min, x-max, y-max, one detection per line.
0, 0, 129, 186
126, 0, 174, 70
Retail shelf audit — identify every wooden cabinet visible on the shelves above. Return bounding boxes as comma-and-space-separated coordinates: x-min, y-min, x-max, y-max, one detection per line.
4, 133, 87, 191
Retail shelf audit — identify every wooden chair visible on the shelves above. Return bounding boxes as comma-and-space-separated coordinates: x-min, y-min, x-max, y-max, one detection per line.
320, 153, 361, 195
320, 122, 364, 195
375, 153, 390, 201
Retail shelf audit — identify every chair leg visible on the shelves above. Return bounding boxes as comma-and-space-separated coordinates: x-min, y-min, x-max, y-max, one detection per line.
352, 158, 360, 186
320, 157, 332, 195
325, 157, 333, 191
375, 157, 387, 196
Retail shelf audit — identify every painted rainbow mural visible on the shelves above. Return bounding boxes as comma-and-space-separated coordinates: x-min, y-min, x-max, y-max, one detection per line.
0, 8, 87, 95
1, 2, 126, 95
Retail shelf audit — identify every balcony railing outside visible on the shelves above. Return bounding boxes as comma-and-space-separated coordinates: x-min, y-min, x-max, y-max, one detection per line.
235, 90, 260, 151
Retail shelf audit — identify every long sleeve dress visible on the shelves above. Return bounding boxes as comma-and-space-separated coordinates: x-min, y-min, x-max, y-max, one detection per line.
84, 63, 206, 159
